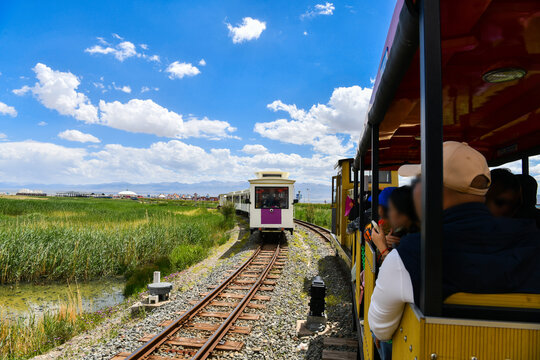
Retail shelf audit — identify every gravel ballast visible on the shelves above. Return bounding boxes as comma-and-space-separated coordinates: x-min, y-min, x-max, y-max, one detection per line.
33, 222, 357, 360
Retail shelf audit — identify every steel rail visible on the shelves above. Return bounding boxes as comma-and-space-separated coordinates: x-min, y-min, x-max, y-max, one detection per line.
294, 219, 332, 241
124, 246, 263, 360
191, 244, 281, 360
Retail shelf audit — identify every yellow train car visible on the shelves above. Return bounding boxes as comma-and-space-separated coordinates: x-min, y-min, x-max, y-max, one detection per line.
331, 158, 398, 265
329, 0, 540, 358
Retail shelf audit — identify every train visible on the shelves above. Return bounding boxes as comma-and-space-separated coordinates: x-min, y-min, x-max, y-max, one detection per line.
219, 171, 296, 235
328, 0, 540, 359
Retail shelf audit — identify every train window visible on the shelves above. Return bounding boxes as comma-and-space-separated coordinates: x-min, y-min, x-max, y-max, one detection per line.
364, 170, 392, 184
332, 176, 336, 205
255, 187, 289, 209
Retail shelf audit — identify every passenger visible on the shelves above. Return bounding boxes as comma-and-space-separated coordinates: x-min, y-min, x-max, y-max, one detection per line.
362, 187, 396, 242
485, 168, 521, 218
515, 174, 540, 228
368, 142, 540, 354
371, 185, 419, 252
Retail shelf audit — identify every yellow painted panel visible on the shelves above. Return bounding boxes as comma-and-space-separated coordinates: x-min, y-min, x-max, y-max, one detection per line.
423, 322, 540, 359
392, 304, 423, 360
445, 292, 540, 309
363, 243, 377, 360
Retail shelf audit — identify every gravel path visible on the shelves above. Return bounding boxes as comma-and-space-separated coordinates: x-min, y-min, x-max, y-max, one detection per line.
33, 222, 356, 360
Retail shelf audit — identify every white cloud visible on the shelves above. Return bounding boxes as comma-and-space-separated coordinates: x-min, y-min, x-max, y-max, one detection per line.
98, 99, 236, 139
58, 129, 101, 143
0, 101, 17, 117
17, 63, 232, 140
303, 31, 308, 36
140, 43, 148, 50
226, 17, 266, 44
0, 139, 341, 185
199, 59, 206, 66
93, 82, 105, 89
38, 121, 47, 126
242, 144, 268, 155
146, 54, 160, 62
112, 82, 132, 93
13, 63, 98, 123
302, 2, 335, 18
112, 33, 124, 40
0, 133, 7, 141
166, 61, 201, 79
255, 85, 372, 155
141, 86, 159, 93
85, 41, 137, 61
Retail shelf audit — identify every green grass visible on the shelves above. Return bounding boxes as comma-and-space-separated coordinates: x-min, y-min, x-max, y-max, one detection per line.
294, 203, 331, 228
0, 196, 231, 285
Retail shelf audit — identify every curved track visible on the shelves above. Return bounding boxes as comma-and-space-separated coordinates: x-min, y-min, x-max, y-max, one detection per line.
115, 243, 286, 360
293, 218, 332, 242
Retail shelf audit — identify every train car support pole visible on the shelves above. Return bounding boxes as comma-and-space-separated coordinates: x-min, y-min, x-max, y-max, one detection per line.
371, 124, 379, 223
419, 0, 443, 316
522, 156, 529, 175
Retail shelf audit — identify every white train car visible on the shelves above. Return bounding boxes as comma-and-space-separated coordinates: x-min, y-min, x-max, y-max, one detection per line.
248, 171, 295, 234
219, 171, 296, 235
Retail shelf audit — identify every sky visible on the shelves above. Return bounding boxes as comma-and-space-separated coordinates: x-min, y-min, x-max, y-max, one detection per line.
0, 0, 538, 189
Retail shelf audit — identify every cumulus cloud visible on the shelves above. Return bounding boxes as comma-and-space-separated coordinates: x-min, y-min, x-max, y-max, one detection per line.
98, 99, 236, 139
13, 63, 98, 123
302, 2, 335, 18
16, 63, 234, 140
58, 129, 100, 143
241, 144, 268, 155
166, 61, 201, 79
199, 59, 206, 66
38, 121, 47, 126
0, 133, 7, 141
0, 101, 17, 117
255, 85, 372, 155
0, 139, 341, 185
226, 17, 266, 44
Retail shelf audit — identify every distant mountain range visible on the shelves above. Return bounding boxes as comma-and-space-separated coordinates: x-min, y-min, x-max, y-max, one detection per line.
0, 181, 332, 203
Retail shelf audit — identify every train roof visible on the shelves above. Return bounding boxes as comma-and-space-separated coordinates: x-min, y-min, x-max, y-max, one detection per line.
249, 171, 295, 185
354, 0, 540, 169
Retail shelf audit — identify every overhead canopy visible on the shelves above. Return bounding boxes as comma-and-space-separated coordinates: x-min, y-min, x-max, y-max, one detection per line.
355, 0, 540, 169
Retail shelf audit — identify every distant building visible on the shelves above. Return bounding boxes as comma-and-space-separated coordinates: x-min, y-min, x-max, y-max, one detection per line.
118, 190, 137, 198
16, 189, 46, 196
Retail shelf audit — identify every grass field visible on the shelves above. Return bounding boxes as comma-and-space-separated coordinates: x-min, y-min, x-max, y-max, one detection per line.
0, 196, 232, 285
294, 203, 332, 228
0, 196, 236, 360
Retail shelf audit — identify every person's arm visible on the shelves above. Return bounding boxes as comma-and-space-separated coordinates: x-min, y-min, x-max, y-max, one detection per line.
368, 251, 414, 340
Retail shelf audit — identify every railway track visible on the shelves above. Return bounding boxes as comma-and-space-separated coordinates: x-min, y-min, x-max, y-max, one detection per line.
293, 219, 332, 242
113, 243, 287, 360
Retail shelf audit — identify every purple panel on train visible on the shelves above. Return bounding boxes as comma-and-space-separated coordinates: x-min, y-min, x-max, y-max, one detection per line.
261, 208, 281, 224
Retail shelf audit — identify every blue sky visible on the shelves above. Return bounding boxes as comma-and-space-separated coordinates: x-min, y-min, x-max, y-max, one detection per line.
0, 0, 538, 187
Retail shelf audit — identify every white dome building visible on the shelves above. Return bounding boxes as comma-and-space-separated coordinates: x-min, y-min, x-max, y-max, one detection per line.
118, 190, 137, 198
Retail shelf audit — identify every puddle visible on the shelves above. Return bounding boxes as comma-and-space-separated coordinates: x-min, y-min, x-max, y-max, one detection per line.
0, 278, 125, 319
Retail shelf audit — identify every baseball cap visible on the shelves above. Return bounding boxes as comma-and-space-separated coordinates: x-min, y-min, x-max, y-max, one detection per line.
397, 141, 491, 196
368, 186, 397, 207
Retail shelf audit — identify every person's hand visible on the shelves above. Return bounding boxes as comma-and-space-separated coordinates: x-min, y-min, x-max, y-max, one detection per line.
371, 226, 387, 254
360, 270, 365, 287
386, 230, 401, 248
375, 337, 381, 349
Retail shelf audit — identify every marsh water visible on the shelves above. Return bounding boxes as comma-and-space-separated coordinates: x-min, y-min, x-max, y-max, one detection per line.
0, 278, 125, 319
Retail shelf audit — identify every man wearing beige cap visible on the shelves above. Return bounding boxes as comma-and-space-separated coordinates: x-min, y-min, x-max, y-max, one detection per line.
368, 142, 540, 350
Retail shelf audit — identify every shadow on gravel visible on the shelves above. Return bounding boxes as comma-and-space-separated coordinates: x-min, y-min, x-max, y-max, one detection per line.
219, 222, 258, 260
303, 254, 355, 360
